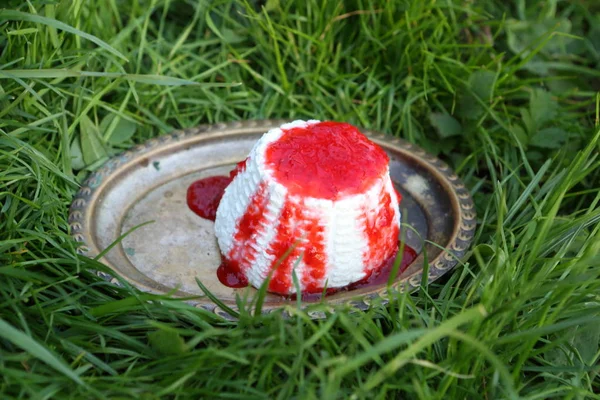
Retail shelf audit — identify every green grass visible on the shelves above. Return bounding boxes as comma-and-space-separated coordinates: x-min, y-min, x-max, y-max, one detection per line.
1, 0, 600, 398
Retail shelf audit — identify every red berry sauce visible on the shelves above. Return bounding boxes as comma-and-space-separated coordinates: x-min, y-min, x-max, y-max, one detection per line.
265, 121, 389, 200
361, 184, 400, 276
225, 182, 271, 282
290, 243, 417, 302
186, 160, 247, 221
264, 195, 328, 294
215, 240, 417, 298
216, 259, 248, 288
187, 176, 232, 221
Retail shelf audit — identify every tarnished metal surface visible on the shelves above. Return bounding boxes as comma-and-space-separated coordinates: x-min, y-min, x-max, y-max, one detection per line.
69, 120, 476, 317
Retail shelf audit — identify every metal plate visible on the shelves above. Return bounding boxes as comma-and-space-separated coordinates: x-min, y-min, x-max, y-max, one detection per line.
69, 120, 476, 316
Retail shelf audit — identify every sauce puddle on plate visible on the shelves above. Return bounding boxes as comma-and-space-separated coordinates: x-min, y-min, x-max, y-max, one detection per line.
187, 174, 418, 299
187, 176, 232, 221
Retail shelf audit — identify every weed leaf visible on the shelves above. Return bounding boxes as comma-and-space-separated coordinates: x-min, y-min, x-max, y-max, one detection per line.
69, 136, 85, 170
80, 115, 108, 165
429, 113, 462, 138
530, 127, 568, 149
530, 89, 558, 129
148, 329, 187, 356
100, 114, 137, 144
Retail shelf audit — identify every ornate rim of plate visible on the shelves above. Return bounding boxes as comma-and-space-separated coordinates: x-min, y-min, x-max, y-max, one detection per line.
68, 119, 476, 319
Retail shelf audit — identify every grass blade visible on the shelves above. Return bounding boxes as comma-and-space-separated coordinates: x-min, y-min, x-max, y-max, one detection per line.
0, 319, 85, 386
0, 10, 128, 62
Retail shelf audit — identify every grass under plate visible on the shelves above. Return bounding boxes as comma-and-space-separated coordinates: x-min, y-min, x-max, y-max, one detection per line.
1, 0, 600, 398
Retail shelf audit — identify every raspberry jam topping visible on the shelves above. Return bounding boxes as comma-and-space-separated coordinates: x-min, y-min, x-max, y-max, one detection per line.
265, 121, 389, 200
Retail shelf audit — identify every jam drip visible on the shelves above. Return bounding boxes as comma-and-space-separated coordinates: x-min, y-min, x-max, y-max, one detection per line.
186, 160, 247, 221
289, 243, 417, 302
186, 176, 232, 221
217, 260, 248, 288
266, 195, 328, 294
214, 239, 418, 299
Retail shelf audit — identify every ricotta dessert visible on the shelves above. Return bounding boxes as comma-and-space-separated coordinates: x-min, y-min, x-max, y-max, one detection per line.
214, 120, 401, 295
